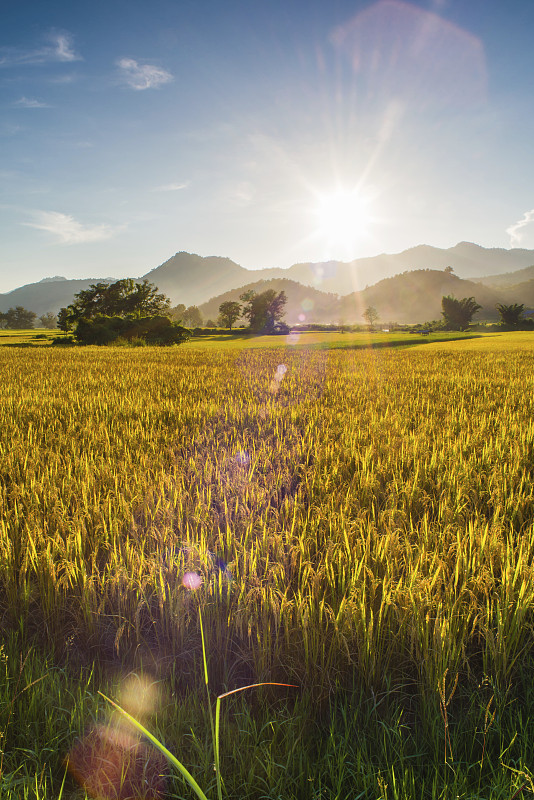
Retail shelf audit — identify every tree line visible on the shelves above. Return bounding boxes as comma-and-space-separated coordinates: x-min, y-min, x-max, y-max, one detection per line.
217, 289, 288, 333
1, 281, 531, 337
0, 308, 57, 329
362, 297, 531, 331
49, 280, 287, 344
440, 297, 529, 330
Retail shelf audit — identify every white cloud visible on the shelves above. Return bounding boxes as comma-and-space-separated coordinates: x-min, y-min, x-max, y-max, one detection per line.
24, 211, 123, 244
14, 96, 52, 108
52, 34, 79, 62
151, 181, 189, 192
506, 208, 534, 247
0, 32, 81, 66
117, 58, 173, 90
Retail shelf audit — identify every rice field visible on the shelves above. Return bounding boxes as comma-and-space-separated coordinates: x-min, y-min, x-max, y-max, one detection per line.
2, 333, 534, 799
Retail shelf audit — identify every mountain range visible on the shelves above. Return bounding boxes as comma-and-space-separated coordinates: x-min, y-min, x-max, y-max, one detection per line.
2, 242, 534, 325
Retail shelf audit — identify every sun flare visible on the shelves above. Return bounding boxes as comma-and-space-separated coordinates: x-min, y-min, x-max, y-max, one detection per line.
312, 187, 375, 258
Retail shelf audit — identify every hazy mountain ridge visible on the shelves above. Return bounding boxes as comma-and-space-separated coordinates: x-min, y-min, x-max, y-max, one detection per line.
141, 252, 249, 306
279, 242, 534, 295
476, 264, 534, 287
201, 269, 515, 325
0, 278, 120, 317
2, 242, 534, 320
354, 270, 506, 323
199, 278, 340, 325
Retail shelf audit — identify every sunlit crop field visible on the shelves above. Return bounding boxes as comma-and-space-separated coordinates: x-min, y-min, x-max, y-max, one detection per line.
2, 334, 534, 798
181, 328, 480, 350
0, 329, 57, 346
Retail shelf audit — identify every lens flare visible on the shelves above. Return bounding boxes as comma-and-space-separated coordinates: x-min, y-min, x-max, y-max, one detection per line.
182, 571, 202, 590
286, 331, 301, 345
270, 363, 288, 395
68, 723, 167, 800
68, 675, 165, 799
118, 674, 161, 720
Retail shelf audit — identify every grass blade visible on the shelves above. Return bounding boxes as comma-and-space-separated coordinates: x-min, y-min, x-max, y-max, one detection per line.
98, 691, 210, 800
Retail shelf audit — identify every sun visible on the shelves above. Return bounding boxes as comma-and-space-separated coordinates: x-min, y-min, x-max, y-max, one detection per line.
312, 186, 375, 258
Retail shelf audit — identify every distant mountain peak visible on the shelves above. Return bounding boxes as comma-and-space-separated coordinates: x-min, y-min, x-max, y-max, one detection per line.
452, 241, 492, 251
39, 275, 67, 283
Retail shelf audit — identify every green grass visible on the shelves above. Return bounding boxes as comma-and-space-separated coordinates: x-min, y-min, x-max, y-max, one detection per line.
423, 329, 534, 351
1, 326, 530, 354
182, 329, 482, 351
0, 326, 483, 351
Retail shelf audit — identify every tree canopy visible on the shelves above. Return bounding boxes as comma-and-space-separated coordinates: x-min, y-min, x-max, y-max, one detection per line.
218, 300, 242, 330
58, 279, 170, 331
181, 306, 203, 328
39, 312, 58, 329
55, 278, 191, 345
363, 306, 379, 328
240, 289, 288, 333
496, 303, 524, 327
74, 315, 190, 346
168, 304, 204, 328
441, 295, 481, 330
0, 306, 37, 329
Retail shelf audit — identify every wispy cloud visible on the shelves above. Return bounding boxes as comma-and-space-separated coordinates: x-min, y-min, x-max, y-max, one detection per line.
506, 208, 534, 247
24, 211, 123, 244
48, 73, 78, 85
230, 181, 255, 206
117, 58, 173, 90
14, 96, 52, 108
0, 32, 82, 66
0, 122, 23, 136
52, 33, 80, 62
151, 181, 189, 192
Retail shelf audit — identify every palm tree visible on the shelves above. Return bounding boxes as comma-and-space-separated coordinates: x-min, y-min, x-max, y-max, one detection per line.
496, 303, 524, 328
441, 296, 481, 330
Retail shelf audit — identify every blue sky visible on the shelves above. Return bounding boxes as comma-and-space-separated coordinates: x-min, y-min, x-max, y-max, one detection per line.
2, 0, 534, 291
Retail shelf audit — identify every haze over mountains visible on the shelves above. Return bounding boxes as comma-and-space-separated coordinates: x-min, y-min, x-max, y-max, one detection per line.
2, 242, 534, 324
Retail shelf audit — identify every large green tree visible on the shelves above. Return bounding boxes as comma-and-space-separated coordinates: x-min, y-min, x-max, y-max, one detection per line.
218, 300, 242, 330
39, 312, 58, 329
363, 306, 379, 329
58, 279, 170, 330
168, 303, 186, 322
240, 289, 287, 333
441, 295, 481, 330
181, 306, 203, 328
1, 306, 37, 329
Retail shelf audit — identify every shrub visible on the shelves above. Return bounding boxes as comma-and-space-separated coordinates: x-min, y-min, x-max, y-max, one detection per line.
74, 315, 191, 346
113, 336, 147, 347
272, 322, 291, 335
52, 334, 76, 346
